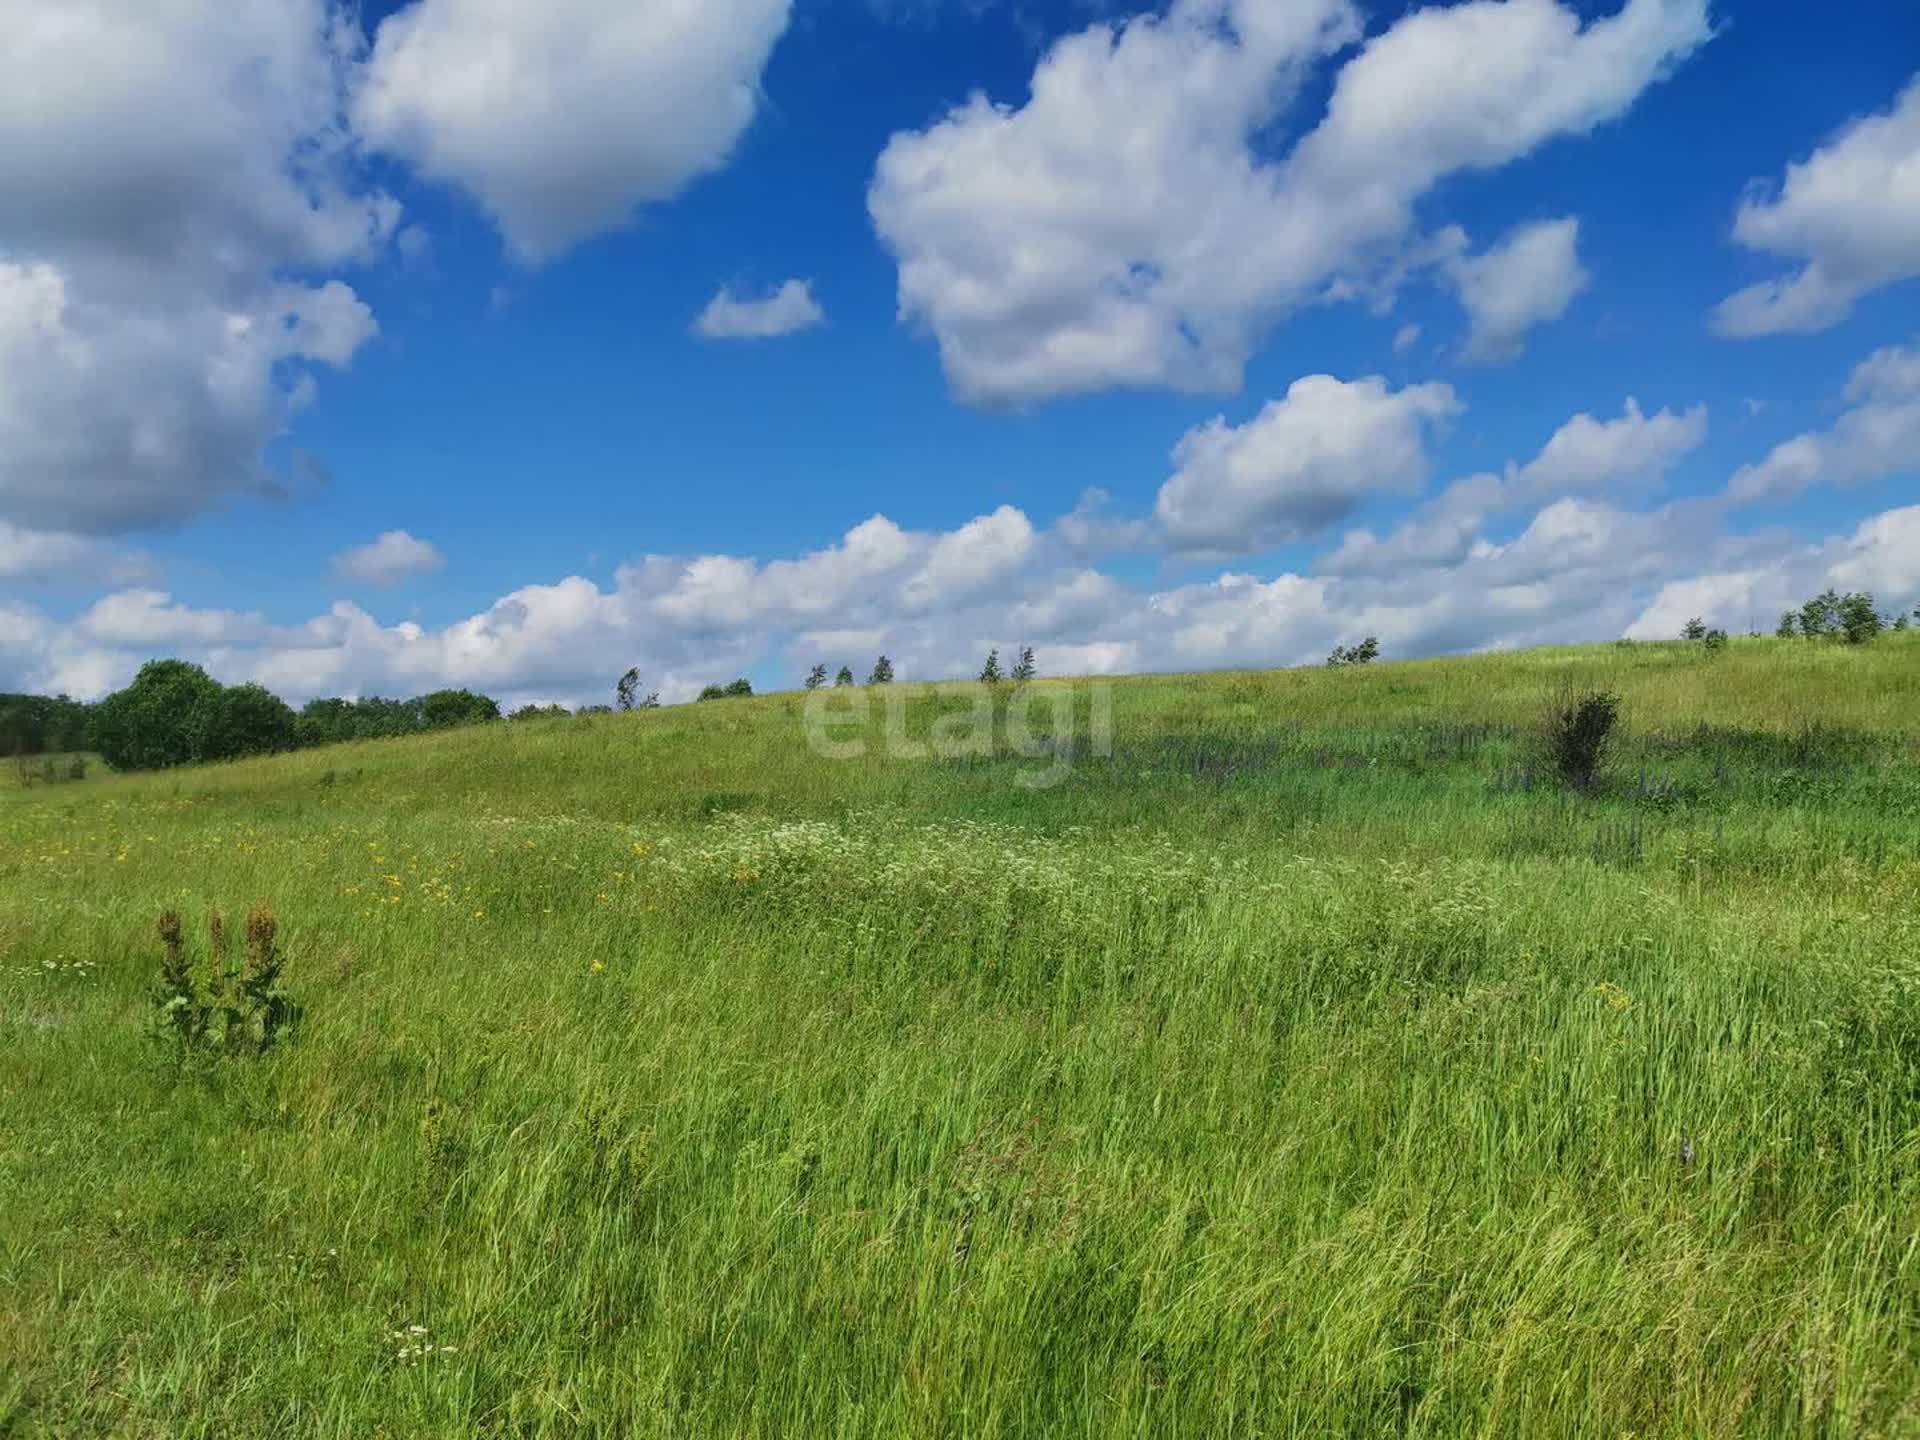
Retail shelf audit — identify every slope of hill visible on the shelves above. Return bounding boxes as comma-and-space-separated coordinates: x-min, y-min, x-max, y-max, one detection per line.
3, 637, 1918, 1436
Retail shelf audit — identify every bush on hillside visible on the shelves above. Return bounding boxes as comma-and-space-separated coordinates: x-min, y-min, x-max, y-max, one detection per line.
0, 692, 92, 756
1787, 588, 1893, 643
91, 660, 225, 770
1540, 682, 1620, 791
1327, 637, 1380, 667
209, 683, 297, 759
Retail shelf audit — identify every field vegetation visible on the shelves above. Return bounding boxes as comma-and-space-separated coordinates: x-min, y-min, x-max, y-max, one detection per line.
2, 636, 1917, 1436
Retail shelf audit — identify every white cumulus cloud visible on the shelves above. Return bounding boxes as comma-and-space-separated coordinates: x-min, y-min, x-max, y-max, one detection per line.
869, 0, 1710, 405
1154, 375, 1460, 555
1322, 396, 1708, 577
333, 530, 447, 588
0, 0, 391, 536
355, 0, 793, 262
1730, 341, 1920, 503
1443, 217, 1590, 362
694, 280, 825, 340
1713, 76, 1920, 337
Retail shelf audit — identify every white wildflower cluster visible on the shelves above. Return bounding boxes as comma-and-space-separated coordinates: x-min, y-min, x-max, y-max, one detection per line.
390, 1323, 458, 1364
630, 814, 1234, 930
12, 952, 98, 981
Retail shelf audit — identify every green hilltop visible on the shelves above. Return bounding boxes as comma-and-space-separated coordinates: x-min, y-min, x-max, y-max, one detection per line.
3, 634, 1918, 1436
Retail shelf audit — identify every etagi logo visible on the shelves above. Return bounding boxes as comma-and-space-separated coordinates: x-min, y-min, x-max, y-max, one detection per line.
802, 681, 1112, 789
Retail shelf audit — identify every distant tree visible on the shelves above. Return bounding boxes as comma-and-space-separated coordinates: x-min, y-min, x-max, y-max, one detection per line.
834, 666, 854, 687
0, 693, 93, 757
1776, 611, 1797, 638
979, 648, 1002, 684
209, 683, 296, 759
868, 655, 894, 685
419, 689, 502, 730
1799, 589, 1841, 638
1680, 617, 1707, 641
1702, 628, 1729, 654
1897, 613, 1913, 632
1838, 591, 1883, 645
1010, 646, 1036, 682
804, 664, 828, 690
511, 703, 571, 721
91, 660, 224, 770
616, 667, 641, 710
697, 678, 754, 701
725, 677, 753, 697
1327, 636, 1380, 667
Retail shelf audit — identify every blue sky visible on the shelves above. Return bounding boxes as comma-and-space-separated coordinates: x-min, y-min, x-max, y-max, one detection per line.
2, 0, 1918, 705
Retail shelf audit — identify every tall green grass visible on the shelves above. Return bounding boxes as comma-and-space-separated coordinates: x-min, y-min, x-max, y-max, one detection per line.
2, 636, 1917, 1436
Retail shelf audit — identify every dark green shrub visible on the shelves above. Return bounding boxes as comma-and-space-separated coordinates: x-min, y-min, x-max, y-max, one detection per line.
418, 689, 501, 729
91, 660, 223, 770
1540, 683, 1621, 791
210, 683, 296, 759
1838, 592, 1883, 645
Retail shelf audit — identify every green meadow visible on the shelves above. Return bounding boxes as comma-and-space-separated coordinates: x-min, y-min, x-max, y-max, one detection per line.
3, 636, 1918, 1437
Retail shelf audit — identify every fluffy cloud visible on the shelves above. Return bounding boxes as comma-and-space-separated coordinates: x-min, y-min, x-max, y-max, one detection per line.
1322, 396, 1708, 577
694, 280, 826, 340
0, 523, 155, 587
1628, 505, 1920, 637
0, 263, 377, 533
1443, 217, 1590, 362
0, 0, 391, 537
333, 530, 447, 587
1712, 76, 1920, 337
1056, 488, 1151, 556
1730, 342, 1920, 503
1512, 396, 1708, 499
0, 0, 394, 290
9, 486, 1915, 711
355, 0, 792, 262
869, 0, 1710, 405
1154, 375, 1460, 555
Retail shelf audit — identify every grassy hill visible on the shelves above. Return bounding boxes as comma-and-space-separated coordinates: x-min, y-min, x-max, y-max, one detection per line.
3, 637, 1918, 1437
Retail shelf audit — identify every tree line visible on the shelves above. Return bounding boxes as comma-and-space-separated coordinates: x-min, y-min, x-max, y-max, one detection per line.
1771, 590, 1916, 644
3, 660, 502, 771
